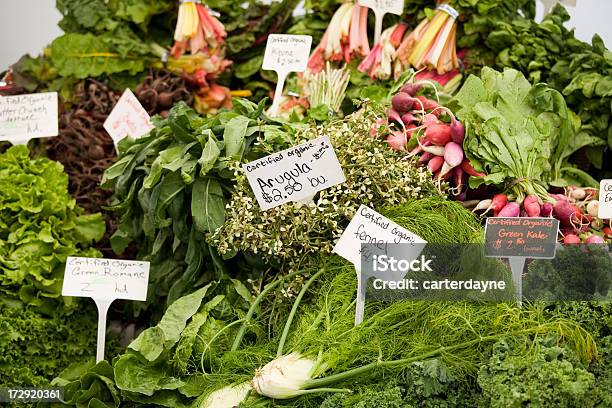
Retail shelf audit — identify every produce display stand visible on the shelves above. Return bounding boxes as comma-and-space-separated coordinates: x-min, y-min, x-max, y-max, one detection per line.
0, 1, 610, 407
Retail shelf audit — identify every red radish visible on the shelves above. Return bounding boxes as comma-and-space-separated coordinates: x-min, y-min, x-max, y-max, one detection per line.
491, 194, 508, 213
450, 118, 465, 144
423, 113, 439, 125
541, 202, 553, 217
392, 92, 414, 113
415, 95, 438, 111
453, 167, 465, 188
584, 188, 598, 200
603, 227, 612, 239
444, 142, 463, 167
549, 193, 568, 202
497, 202, 520, 217
586, 200, 599, 217
523, 195, 541, 217
520, 209, 528, 217
386, 131, 407, 151
426, 123, 452, 146
563, 234, 581, 244
428, 156, 444, 173
585, 235, 605, 244
401, 112, 417, 125
569, 205, 584, 225
400, 83, 422, 96
461, 160, 486, 177
419, 152, 433, 164
387, 108, 403, 125
405, 123, 417, 140
553, 199, 575, 226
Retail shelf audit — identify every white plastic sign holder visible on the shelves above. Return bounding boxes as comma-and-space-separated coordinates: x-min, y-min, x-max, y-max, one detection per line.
62, 257, 150, 362
333, 205, 426, 325
358, 0, 405, 43
262, 34, 312, 117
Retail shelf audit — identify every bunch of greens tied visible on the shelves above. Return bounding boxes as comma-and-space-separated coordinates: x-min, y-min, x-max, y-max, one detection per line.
102, 99, 292, 318
449, 67, 595, 202
465, 4, 611, 172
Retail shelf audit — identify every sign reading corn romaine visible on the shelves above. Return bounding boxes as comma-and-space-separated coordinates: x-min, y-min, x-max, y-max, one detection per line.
0, 92, 58, 144
598, 179, 612, 219
62, 257, 150, 362
262, 34, 312, 116
243, 136, 345, 210
103, 89, 153, 145
357, 0, 404, 42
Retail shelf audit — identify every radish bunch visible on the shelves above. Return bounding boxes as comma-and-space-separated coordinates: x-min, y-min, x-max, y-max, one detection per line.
471, 188, 610, 244
377, 82, 482, 199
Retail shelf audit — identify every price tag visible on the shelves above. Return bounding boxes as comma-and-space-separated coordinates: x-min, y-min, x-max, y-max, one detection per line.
62, 257, 150, 362
262, 34, 312, 116
484, 217, 559, 259
103, 89, 153, 146
358, 0, 404, 43
243, 136, 345, 210
0, 92, 58, 144
484, 217, 559, 306
333, 205, 425, 324
599, 179, 612, 219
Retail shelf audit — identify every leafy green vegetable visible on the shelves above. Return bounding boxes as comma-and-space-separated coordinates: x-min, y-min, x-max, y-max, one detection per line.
478, 339, 595, 407
102, 100, 288, 317
0, 146, 104, 312
449, 67, 591, 200
0, 306, 112, 388
48, 32, 156, 79
466, 4, 611, 174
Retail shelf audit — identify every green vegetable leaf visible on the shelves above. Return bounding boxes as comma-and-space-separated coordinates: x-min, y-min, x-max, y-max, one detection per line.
223, 116, 250, 159
198, 134, 222, 176
191, 178, 226, 234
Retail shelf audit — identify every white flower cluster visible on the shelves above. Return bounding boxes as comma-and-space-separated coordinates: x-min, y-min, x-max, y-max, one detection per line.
212, 108, 442, 264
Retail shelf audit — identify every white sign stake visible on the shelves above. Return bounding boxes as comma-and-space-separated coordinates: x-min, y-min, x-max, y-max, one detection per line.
62, 257, 150, 362
262, 34, 312, 117
103, 89, 153, 148
598, 179, 612, 219
358, 0, 404, 43
0, 92, 58, 144
243, 136, 345, 210
333, 205, 426, 325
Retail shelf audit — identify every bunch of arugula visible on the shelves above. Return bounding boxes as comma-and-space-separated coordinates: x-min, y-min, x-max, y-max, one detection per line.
449, 67, 596, 201
0, 146, 104, 314
101, 99, 292, 319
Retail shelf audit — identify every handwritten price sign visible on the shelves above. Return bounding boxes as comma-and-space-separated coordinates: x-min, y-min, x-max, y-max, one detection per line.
103, 89, 153, 145
485, 217, 559, 259
62, 257, 150, 362
0, 92, 58, 144
243, 136, 345, 210
599, 179, 612, 219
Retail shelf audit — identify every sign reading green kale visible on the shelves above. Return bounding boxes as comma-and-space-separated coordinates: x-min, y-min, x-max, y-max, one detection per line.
485, 217, 559, 259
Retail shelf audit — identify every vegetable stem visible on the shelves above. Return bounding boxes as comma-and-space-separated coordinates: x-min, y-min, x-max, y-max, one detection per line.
231, 270, 304, 351
277, 268, 326, 357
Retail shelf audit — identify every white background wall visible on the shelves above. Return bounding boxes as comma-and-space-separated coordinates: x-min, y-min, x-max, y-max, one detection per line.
1, 0, 611, 71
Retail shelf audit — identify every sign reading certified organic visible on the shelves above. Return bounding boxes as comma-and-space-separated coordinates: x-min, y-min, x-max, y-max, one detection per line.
103, 89, 153, 145
484, 217, 559, 259
262, 34, 312, 116
599, 179, 612, 219
243, 136, 345, 210
62, 257, 150, 362
0, 92, 58, 144
333, 205, 426, 324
